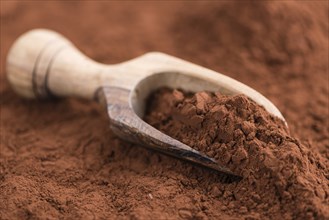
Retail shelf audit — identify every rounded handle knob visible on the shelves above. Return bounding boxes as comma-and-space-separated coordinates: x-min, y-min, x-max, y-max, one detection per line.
6, 29, 73, 99
6, 29, 105, 100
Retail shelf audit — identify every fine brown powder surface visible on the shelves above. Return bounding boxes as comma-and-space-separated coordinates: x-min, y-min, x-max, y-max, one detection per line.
1, 1, 328, 220
144, 88, 328, 219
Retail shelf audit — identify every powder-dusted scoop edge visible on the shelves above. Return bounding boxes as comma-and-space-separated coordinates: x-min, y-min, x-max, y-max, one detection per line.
6, 29, 287, 181
99, 86, 242, 183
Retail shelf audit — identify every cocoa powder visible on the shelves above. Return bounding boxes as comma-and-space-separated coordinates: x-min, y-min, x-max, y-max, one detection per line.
1, 1, 328, 220
145, 88, 328, 219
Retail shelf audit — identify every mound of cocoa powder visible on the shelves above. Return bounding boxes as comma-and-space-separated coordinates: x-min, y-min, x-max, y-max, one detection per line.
1, 1, 328, 219
144, 88, 328, 219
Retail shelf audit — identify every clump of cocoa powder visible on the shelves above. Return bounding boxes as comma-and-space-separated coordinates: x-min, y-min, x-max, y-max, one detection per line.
144, 88, 328, 219
1, 2, 328, 220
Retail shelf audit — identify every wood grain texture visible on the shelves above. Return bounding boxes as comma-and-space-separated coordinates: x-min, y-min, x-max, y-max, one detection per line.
6, 29, 288, 179
7, 29, 286, 122
101, 86, 242, 182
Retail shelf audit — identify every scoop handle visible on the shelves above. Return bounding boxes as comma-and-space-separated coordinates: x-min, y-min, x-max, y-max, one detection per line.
6, 29, 106, 100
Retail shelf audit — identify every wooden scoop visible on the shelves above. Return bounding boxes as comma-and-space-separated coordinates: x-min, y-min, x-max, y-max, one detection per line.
6, 29, 286, 182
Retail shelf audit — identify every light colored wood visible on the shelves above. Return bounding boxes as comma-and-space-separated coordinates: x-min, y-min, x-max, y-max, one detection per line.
6, 29, 287, 180
7, 29, 285, 122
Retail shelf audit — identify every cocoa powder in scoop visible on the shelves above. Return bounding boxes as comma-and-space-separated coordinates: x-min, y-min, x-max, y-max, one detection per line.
1, 1, 328, 219
144, 88, 328, 219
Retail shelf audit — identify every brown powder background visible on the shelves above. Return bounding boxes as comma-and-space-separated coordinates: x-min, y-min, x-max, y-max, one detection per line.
1, 1, 328, 219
